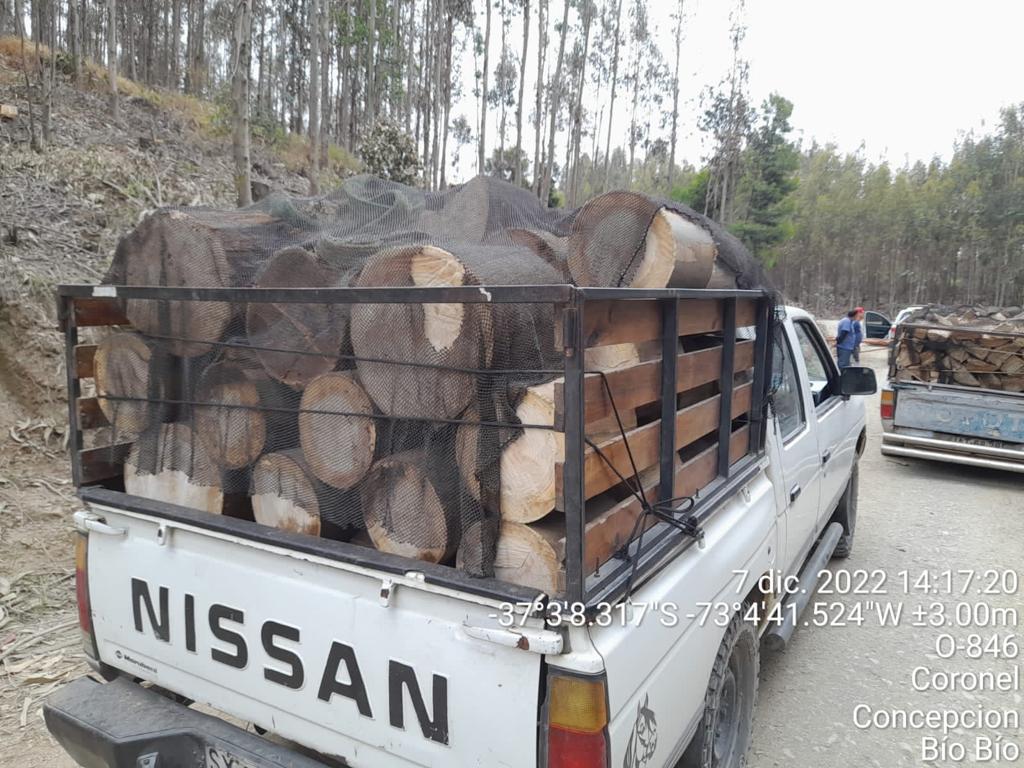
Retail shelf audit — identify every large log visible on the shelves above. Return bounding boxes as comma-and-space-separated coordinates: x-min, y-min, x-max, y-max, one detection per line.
245, 246, 351, 388
193, 361, 275, 469
456, 380, 564, 524
350, 243, 562, 419
93, 333, 154, 440
124, 423, 223, 514
299, 371, 376, 489
360, 450, 455, 562
252, 450, 354, 537
567, 192, 717, 289
457, 519, 564, 594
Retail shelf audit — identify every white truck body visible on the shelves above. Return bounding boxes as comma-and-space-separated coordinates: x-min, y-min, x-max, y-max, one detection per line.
49, 308, 869, 768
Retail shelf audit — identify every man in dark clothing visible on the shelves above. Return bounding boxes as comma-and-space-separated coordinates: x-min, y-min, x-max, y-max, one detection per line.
836, 307, 864, 368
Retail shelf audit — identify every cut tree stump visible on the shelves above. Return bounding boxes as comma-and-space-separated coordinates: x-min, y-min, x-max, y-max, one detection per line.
360, 450, 455, 563
93, 333, 154, 440
252, 450, 353, 536
124, 423, 223, 514
299, 371, 376, 489
246, 246, 350, 388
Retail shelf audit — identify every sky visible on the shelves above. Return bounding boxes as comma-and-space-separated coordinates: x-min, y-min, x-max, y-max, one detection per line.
455, 0, 1024, 178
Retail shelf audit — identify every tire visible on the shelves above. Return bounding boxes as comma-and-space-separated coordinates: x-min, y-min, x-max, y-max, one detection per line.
832, 461, 859, 559
680, 609, 759, 768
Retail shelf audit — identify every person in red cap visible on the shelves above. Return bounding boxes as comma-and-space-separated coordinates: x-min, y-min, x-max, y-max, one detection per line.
836, 307, 865, 368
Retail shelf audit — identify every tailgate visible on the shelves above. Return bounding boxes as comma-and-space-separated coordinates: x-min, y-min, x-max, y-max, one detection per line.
894, 386, 1024, 444
83, 501, 549, 768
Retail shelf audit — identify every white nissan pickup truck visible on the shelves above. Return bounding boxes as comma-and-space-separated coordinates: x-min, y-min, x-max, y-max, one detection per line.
46, 290, 873, 768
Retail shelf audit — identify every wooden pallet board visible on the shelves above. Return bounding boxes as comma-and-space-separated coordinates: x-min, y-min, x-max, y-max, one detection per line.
74, 344, 97, 378
69, 297, 130, 328
79, 443, 131, 484
555, 382, 752, 505
580, 298, 757, 348
560, 340, 755, 426
572, 426, 751, 576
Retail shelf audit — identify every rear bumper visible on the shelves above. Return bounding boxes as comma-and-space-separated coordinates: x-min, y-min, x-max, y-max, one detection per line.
881, 432, 1024, 473
44, 676, 329, 768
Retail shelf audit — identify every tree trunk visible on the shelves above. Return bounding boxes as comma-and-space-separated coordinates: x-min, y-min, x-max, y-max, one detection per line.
478, 0, 491, 174
601, 0, 622, 192
532, 0, 546, 194
360, 450, 456, 562
171, 0, 181, 88
231, 0, 253, 207
308, 0, 320, 195
125, 423, 224, 514
253, 449, 360, 537
540, 0, 570, 204
366, 0, 376, 123
513, 0, 529, 186
108, 0, 119, 119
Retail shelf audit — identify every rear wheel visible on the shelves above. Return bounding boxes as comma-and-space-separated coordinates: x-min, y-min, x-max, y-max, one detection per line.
832, 461, 859, 559
680, 609, 759, 768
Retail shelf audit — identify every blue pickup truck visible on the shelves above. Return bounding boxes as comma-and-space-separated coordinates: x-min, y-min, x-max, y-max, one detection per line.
881, 315, 1024, 473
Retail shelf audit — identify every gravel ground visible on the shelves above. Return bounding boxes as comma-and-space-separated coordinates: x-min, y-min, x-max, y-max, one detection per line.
749, 348, 1024, 768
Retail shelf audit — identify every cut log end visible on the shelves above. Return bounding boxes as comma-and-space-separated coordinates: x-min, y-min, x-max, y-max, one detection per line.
94, 332, 153, 440
124, 423, 223, 514
360, 452, 453, 563
252, 451, 322, 536
410, 246, 467, 353
194, 361, 268, 469
457, 520, 563, 594
299, 371, 376, 490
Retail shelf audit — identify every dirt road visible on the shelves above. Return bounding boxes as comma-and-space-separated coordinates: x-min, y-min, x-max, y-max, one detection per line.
749, 349, 1023, 768
2, 347, 1020, 767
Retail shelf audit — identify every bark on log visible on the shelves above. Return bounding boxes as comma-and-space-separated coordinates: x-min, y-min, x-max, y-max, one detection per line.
567, 192, 717, 289
360, 450, 456, 562
350, 243, 563, 419
194, 361, 273, 468
252, 449, 352, 536
94, 332, 154, 440
457, 519, 563, 593
456, 380, 564, 524
246, 246, 351, 388
299, 371, 376, 489
124, 423, 223, 514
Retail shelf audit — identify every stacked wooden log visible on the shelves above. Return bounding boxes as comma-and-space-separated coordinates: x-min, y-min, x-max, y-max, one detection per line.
893, 305, 1024, 391
92, 176, 764, 595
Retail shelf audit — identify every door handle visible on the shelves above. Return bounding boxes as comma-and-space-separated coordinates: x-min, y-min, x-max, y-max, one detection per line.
789, 484, 801, 503
821, 449, 832, 466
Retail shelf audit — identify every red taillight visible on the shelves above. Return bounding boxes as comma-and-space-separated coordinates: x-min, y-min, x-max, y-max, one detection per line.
548, 727, 608, 768
545, 672, 609, 768
880, 389, 895, 420
75, 532, 96, 657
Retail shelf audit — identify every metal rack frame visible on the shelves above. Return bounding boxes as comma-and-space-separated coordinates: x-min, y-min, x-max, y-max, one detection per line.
58, 283, 774, 610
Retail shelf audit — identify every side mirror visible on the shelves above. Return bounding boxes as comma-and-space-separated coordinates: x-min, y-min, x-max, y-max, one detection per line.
839, 366, 877, 396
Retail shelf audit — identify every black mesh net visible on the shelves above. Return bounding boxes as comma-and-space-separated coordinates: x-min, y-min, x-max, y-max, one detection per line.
91, 174, 768, 592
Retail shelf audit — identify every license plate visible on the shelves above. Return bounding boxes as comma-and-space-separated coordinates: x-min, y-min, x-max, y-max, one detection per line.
205, 745, 260, 768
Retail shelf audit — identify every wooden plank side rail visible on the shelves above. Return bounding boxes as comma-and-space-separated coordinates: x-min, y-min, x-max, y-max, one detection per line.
555, 382, 753, 506
70, 297, 131, 328
566, 340, 755, 426
75, 344, 98, 378
580, 298, 757, 348
80, 443, 132, 484
573, 426, 751, 576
